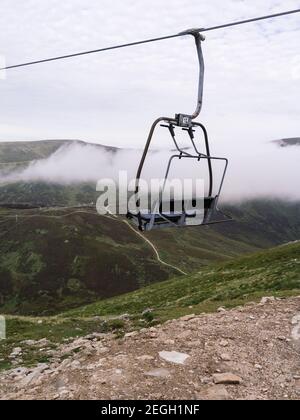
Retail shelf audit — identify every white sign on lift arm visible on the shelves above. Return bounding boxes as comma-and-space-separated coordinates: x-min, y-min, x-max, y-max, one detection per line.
0, 316, 6, 340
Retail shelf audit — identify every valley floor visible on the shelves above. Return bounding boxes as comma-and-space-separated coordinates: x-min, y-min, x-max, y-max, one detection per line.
1, 297, 300, 400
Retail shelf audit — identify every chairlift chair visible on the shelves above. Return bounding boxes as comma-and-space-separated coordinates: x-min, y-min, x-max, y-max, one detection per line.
127, 30, 231, 231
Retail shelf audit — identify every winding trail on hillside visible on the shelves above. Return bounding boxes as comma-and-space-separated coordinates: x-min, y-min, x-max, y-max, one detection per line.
0, 208, 187, 275
122, 219, 187, 276
106, 210, 187, 275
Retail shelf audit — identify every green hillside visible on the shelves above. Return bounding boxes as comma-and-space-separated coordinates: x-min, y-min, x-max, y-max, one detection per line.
65, 241, 300, 321
0, 182, 98, 207
0, 140, 118, 164
0, 208, 171, 315
0, 140, 67, 164
0, 200, 299, 316
0, 140, 118, 176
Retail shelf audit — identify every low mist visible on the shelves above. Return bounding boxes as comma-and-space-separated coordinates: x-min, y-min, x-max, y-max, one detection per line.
1, 139, 299, 202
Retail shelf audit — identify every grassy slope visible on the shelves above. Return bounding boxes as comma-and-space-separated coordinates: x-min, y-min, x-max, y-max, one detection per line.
146, 199, 300, 270
1, 242, 299, 371
65, 241, 300, 321
0, 140, 67, 163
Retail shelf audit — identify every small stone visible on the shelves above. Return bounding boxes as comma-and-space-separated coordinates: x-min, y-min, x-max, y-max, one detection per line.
163, 339, 174, 346
180, 314, 196, 322
97, 347, 109, 354
9, 348, 22, 358
220, 340, 229, 348
217, 307, 226, 313
59, 389, 70, 396
145, 368, 171, 378
255, 364, 263, 370
220, 353, 231, 362
21, 340, 37, 346
137, 355, 155, 361
277, 336, 286, 341
177, 331, 190, 340
260, 297, 275, 305
9, 367, 28, 377
291, 315, 300, 326
159, 351, 190, 365
213, 373, 242, 385
70, 360, 81, 369
125, 331, 138, 338
20, 364, 48, 386
200, 377, 212, 385
37, 338, 50, 346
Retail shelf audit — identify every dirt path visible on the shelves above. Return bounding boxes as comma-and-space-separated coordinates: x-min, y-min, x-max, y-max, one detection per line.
122, 219, 187, 275
106, 212, 187, 276
1, 297, 300, 400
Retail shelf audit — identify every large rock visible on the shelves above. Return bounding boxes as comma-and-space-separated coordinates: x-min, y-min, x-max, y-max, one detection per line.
260, 297, 275, 305
9, 348, 22, 359
20, 364, 49, 387
197, 385, 230, 400
213, 373, 242, 385
291, 314, 300, 341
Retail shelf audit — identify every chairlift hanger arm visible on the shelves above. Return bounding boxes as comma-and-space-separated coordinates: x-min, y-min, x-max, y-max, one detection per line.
178, 30, 205, 121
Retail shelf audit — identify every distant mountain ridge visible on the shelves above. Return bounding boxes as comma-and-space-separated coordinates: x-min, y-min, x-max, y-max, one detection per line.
0, 139, 120, 178
272, 138, 300, 148
0, 139, 119, 164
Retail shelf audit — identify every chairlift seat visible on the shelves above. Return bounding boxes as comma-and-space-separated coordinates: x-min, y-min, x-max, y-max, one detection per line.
126, 32, 231, 232
127, 196, 222, 231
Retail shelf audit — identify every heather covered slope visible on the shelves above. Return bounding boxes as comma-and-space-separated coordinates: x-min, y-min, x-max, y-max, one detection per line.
65, 241, 300, 320
0, 200, 299, 316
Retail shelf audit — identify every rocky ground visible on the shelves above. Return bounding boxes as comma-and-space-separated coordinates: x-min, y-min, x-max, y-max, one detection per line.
1, 297, 300, 400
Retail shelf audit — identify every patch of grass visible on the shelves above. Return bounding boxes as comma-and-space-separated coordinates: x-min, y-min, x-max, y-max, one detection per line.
0, 316, 125, 372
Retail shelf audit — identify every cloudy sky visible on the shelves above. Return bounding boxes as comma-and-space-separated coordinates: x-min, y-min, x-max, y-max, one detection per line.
0, 0, 299, 150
